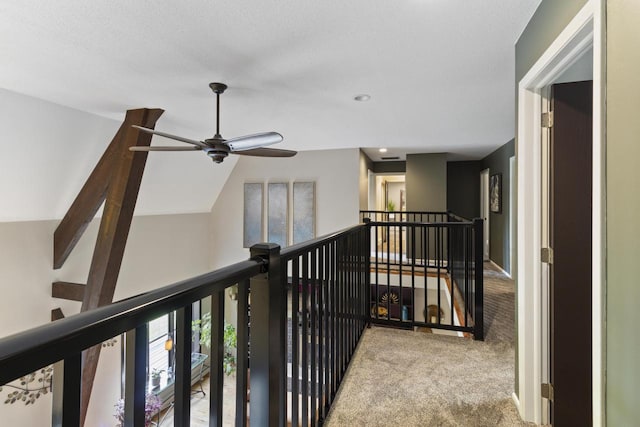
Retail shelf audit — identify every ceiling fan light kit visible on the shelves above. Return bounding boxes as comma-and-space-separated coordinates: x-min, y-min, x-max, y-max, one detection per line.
130, 82, 296, 164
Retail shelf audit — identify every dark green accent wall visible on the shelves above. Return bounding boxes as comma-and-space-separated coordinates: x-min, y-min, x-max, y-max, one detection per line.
516, 0, 590, 82
446, 161, 482, 220
406, 153, 447, 212
372, 161, 406, 174
482, 139, 514, 273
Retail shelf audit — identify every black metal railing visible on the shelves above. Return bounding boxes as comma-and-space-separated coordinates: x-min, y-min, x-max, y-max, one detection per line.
0, 227, 370, 427
0, 257, 266, 427
362, 210, 483, 340
281, 225, 369, 427
360, 210, 448, 224
0, 214, 481, 427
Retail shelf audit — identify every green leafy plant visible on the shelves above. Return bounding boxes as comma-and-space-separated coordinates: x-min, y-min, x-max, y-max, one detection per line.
192, 313, 237, 376
151, 368, 163, 380
387, 200, 396, 212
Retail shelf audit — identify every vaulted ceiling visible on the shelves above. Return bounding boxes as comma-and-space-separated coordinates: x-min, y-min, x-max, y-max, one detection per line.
0, 1, 541, 220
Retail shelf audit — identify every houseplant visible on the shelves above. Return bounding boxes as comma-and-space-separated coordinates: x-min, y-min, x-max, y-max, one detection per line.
387, 200, 397, 220
113, 394, 161, 427
150, 368, 163, 388
192, 312, 237, 375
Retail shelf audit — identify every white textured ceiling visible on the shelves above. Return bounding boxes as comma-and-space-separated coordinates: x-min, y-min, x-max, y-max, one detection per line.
0, 0, 541, 219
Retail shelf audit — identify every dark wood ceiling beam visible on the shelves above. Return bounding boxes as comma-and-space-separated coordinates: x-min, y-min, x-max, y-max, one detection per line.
77, 108, 163, 426
53, 124, 130, 270
52, 282, 86, 302
51, 308, 65, 322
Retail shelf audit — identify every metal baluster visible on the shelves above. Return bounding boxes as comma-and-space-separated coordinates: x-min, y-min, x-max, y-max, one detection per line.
208, 291, 224, 427
437, 226, 442, 326
464, 227, 469, 328
292, 257, 300, 427
310, 248, 318, 427
319, 244, 327, 419
60, 352, 82, 427
473, 219, 484, 341
124, 325, 147, 427
174, 304, 193, 427
235, 281, 249, 427
302, 253, 309, 427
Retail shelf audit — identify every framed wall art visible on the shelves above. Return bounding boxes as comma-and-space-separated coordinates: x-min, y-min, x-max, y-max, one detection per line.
490, 173, 502, 214
243, 183, 264, 248
267, 182, 289, 247
293, 182, 315, 244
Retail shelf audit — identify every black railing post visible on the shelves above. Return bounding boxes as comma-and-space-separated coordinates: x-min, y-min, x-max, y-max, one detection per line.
210, 290, 225, 427
235, 280, 250, 427
174, 304, 194, 427
124, 325, 148, 427
51, 352, 82, 427
250, 243, 285, 427
362, 220, 372, 327
473, 218, 484, 341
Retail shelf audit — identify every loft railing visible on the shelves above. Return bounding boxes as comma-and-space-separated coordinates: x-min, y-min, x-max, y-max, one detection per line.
281, 225, 369, 426
361, 210, 484, 340
0, 226, 369, 427
0, 256, 266, 427
0, 215, 480, 427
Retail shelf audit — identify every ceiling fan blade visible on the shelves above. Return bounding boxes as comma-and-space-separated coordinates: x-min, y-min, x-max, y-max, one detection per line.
226, 132, 283, 152
132, 125, 208, 149
129, 146, 201, 152
233, 147, 297, 158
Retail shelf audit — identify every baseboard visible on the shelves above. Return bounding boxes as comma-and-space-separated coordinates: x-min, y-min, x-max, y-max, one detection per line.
489, 259, 512, 278
511, 392, 522, 417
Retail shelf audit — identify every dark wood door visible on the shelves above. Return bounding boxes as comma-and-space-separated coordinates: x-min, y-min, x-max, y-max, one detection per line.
549, 80, 593, 426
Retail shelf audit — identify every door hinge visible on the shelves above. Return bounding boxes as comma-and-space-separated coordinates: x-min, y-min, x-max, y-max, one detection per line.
542, 383, 554, 402
541, 247, 554, 264
541, 111, 554, 128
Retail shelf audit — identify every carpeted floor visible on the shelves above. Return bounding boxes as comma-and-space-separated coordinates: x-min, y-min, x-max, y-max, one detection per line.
324, 262, 533, 427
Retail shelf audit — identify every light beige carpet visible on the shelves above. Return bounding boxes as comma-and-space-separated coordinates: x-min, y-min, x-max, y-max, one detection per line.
324, 263, 533, 427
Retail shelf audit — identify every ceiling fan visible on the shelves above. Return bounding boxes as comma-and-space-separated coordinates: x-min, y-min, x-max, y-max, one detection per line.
130, 82, 296, 163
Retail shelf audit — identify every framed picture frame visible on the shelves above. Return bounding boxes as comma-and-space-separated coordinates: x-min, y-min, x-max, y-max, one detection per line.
293, 182, 315, 244
267, 182, 289, 247
243, 183, 264, 248
490, 173, 502, 214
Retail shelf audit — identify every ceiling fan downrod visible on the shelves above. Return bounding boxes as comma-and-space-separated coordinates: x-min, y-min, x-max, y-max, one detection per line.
209, 82, 227, 139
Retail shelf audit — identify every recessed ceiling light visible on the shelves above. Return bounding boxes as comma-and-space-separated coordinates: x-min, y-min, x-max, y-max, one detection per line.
354, 94, 371, 102
379, 148, 388, 153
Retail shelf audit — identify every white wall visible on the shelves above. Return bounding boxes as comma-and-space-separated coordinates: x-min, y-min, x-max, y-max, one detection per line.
0, 88, 238, 222
209, 148, 361, 269
0, 213, 212, 426
0, 88, 120, 222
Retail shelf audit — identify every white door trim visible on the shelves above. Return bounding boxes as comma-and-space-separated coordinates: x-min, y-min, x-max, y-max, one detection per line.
516, 0, 604, 424
509, 156, 515, 277
480, 168, 490, 261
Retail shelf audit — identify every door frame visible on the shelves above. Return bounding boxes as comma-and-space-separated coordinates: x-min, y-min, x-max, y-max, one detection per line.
509, 155, 515, 276
480, 168, 490, 261
516, 1, 605, 425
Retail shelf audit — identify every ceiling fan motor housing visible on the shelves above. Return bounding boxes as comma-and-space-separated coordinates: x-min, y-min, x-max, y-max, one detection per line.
205, 138, 230, 163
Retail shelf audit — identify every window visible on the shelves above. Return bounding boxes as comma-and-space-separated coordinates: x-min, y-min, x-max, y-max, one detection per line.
147, 301, 201, 380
